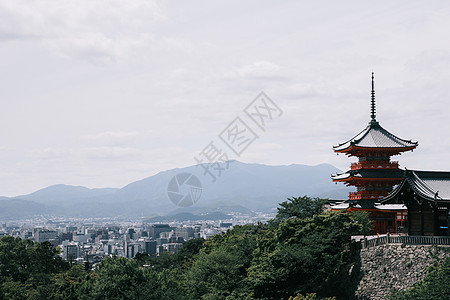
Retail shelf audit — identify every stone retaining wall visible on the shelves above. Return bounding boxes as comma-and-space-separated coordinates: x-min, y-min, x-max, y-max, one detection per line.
354, 244, 450, 299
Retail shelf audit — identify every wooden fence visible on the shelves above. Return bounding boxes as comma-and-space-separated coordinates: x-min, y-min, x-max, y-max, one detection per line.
360, 234, 450, 249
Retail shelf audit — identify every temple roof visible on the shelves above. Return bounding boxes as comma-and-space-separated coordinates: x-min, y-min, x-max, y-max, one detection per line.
333, 121, 418, 153
331, 200, 406, 210
332, 168, 405, 182
382, 170, 450, 203
333, 73, 418, 154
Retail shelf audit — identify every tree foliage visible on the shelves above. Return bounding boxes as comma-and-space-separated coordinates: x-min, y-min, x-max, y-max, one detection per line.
248, 211, 366, 299
0, 236, 70, 299
276, 196, 328, 220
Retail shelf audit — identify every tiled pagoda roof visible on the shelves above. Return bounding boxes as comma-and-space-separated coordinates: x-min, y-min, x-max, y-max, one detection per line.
333, 121, 418, 152
332, 168, 405, 182
382, 170, 450, 203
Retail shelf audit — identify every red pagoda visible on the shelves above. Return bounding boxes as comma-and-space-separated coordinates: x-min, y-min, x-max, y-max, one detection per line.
331, 73, 418, 234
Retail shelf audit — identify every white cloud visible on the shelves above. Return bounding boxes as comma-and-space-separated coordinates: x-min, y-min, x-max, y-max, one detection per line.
29, 147, 67, 159
0, 0, 166, 65
83, 131, 140, 146
224, 61, 284, 80
81, 146, 141, 160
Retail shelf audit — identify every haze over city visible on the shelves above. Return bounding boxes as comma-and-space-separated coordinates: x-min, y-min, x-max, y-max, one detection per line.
2, 0, 450, 196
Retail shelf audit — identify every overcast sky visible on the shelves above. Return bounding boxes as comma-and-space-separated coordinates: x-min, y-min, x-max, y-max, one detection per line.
1, 0, 450, 196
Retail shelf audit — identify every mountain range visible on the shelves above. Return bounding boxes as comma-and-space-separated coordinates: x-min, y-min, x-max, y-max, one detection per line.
0, 161, 352, 220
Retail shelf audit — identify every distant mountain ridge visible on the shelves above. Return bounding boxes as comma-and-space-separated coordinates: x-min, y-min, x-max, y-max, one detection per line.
0, 161, 352, 220
17, 184, 119, 204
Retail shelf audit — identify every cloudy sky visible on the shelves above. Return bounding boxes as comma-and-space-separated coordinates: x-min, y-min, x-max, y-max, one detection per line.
1, 0, 450, 196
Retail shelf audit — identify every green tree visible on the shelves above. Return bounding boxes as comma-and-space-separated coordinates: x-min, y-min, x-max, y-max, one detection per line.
174, 238, 205, 263
350, 210, 373, 236
51, 264, 86, 300
248, 210, 369, 299
185, 225, 259, 299
187, 249, 248, 299
80, 256, 148, 299
139, 238, 206, 271
276, 196, 327, 220
155, 268, 187, 300
0, 236, 70, 299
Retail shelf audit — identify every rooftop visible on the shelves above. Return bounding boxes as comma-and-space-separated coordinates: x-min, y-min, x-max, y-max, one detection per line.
333, 73, 418, 154
382, 170, 450, 203
332, 168, 405, 182
331, 200, 406, 210
333, 122, 418, 153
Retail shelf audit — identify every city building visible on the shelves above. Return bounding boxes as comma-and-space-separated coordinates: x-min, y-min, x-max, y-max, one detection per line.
0, 211, 267, 263
142, 239, 157, 255
149, 224, 172, 239
62, 241, 80, 260
35, 229, 58, 243
125, 242, 141, 258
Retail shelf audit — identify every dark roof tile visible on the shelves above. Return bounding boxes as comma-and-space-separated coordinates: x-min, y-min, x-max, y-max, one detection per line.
332, 168, 405, 180
382, 170, 450, 202
333, 121, 418, 152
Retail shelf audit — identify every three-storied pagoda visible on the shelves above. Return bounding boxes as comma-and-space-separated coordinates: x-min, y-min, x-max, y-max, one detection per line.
332, 73, 418, 233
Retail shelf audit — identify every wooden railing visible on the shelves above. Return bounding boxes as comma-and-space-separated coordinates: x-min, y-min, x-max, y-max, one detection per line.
359, 234, 450, 249
349, 191, 387, 200
351, 161, 399, 170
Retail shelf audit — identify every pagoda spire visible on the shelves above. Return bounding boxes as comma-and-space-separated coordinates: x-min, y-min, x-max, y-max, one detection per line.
370, 72, 377, 124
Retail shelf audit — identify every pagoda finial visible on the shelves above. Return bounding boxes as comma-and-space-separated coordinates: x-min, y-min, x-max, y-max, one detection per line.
371, 72, 376, 122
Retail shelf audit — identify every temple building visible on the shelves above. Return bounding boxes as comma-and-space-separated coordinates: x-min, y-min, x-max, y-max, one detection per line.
381, 170, 450, 236
331, 73, 418, 234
